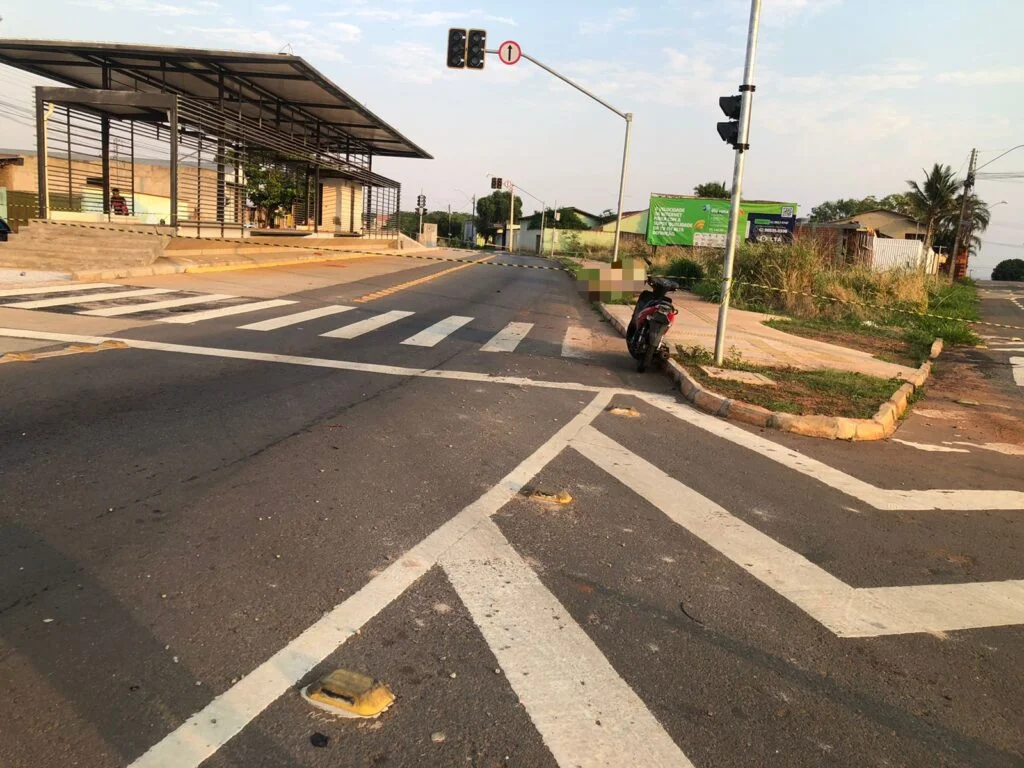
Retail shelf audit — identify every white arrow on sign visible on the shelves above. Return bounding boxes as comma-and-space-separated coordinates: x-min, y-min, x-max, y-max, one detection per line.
498, 40, 522, 65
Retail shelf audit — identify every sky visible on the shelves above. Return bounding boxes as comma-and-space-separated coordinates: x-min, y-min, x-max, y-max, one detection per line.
0, 0, 1022, 276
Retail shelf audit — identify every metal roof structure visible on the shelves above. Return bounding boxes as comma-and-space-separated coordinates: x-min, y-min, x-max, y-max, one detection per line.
0, 39, 431, 160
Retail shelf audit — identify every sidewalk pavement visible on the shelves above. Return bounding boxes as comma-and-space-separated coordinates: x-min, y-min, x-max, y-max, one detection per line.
602, 291, 919, 381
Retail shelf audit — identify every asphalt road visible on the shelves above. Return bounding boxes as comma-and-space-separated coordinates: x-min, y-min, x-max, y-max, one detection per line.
974, 280, 1024, 394
1, 252, 1022, 768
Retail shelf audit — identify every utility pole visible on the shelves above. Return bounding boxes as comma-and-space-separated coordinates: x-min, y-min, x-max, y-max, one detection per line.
950, 147, 977, 280
448, 203, 452, 241
712, 0, 763, 366
552, 200, 558, 259
539, 206, 546, 256
507, 182, 515, 251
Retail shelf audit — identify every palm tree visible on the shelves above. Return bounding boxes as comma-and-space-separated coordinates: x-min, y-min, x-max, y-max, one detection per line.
934, 194, 991, 256
905, 164, 962, 253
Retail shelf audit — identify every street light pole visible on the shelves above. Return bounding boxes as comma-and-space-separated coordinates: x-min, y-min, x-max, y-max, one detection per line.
611, 114, 633, 267
713, 0, 763, 366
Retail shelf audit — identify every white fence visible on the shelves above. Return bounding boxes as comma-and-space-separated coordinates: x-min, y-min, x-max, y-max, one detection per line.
870, 237, 938, 274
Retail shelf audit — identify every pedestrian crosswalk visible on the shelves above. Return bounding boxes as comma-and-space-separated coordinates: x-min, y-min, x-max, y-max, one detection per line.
401, 314, 473, 347
238, 304, 354, 331
320, 309, 414, 339
481, 321, 533, 353
0, 283, 603, 359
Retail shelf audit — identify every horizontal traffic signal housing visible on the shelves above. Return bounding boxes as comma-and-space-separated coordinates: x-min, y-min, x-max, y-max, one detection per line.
467, 29, 486, 69
447, 28, 467, 69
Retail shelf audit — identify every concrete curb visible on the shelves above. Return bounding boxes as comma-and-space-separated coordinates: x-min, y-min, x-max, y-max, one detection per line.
597, 301, 942, 441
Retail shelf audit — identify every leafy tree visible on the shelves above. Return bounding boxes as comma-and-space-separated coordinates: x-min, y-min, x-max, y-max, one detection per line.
693, 181, 729, 199
905, 163, 962, 253
475, 191, 522, 241
395, 211, 420, 238
808, 198, 865, 223
525, 207, 590, 230
424, 209, 471, 239
992, 258, 1024, 281
244, 153, 298, 228
808, 193, 914, 223
394, 210, 472, 239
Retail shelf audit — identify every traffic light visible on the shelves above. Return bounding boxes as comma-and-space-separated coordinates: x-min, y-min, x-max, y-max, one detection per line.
447, 28, 467, 69
416, 194, 426, 213
467, 29, 486, 69
490, 177, 502, 190
717, 95, 742, 148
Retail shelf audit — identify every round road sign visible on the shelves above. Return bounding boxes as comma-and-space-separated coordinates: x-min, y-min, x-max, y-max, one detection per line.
498, 40, 522, 65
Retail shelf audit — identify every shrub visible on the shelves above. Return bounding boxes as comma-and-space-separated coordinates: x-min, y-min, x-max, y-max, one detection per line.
660, 256, 705, 288
992, 258, 1024, 281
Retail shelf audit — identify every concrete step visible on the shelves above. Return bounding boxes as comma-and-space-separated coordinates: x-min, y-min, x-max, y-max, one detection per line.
0, 245, 158, 262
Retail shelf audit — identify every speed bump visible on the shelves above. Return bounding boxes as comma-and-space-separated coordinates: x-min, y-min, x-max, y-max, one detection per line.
301, 669, 395, 718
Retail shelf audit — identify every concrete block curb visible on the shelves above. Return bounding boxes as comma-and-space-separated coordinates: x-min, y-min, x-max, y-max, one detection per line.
597, 302, 942, 442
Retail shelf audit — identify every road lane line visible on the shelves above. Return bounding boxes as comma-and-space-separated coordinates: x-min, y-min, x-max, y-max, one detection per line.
891, 439, 970, 453
571, 425, 1024, 637
988, 347, 1024, 352
480, 321, 533, 352
401, 315, 473, 347
3, 287, 174, 308
352, 255, 495, 303
637, 392, 1024, 511
78, 293, 237, 316
238, 304, 354, 331
1012, 357, 1024, 386
320, 310, 414, 339
127, 391, 612, 768
158, 298, 297, 324
443, 518, 692, 767
0, 328, 605, 393
0, 282, 117, 297
0, 326, 1020, 512
561, 325, 592, 358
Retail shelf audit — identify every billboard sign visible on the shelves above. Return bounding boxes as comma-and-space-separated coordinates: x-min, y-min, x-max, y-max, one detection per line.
748, 212, 796, 243
646, 195, 797, 247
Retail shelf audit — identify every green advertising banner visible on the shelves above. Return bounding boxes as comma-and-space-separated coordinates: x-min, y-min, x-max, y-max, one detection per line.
646, 195, 798, 247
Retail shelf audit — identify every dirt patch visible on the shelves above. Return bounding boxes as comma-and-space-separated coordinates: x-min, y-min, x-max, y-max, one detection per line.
913, 348, 1024, 446
765, 321, 920, 367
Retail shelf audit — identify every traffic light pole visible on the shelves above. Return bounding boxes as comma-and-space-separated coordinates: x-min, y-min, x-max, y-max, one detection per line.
487, 48, 632, 266
713, 0, 762, 366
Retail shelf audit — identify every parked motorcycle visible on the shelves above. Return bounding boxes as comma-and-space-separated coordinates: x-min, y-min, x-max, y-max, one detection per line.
626, 277, 679, 372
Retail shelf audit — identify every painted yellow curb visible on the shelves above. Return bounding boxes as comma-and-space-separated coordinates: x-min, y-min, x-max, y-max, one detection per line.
0, 339, 128, 365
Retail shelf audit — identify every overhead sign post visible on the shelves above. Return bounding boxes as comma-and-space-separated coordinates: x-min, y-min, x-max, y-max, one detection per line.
498, 40, 522, 65
446, 33, 633, 264
485, 41, 633, 267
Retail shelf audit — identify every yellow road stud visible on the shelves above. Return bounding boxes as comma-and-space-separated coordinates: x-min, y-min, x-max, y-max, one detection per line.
301, 669, 395, 718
